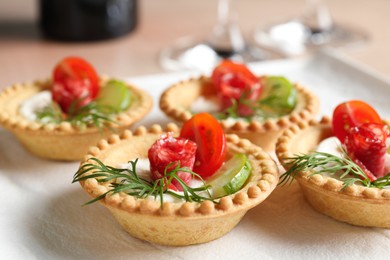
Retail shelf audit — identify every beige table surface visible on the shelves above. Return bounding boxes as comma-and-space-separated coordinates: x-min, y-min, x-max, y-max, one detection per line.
0, 0, 389, 89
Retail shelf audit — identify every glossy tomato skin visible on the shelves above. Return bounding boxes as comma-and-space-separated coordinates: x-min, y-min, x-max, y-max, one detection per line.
211, 60, 262, 116
148, 133, 197, 191
52, 56, 100, 114
332, 100, 383, 143
344, 123, 389, 179
180, 113, 227, 179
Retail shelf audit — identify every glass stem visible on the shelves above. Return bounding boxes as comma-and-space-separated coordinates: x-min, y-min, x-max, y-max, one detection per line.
303, 0, 333, 32
207, 0, 245, 56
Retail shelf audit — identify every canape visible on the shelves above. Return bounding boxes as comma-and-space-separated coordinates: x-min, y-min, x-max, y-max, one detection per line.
160, 60, 319, 151
73, 113, 279, 246
0, 57, 152, 160
276, 100, 390, 228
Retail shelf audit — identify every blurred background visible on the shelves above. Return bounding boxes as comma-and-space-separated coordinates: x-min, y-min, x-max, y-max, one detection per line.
0, 0, 389, 87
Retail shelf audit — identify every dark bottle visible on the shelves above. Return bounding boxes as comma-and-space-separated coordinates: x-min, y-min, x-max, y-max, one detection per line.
39, 0, 138, 42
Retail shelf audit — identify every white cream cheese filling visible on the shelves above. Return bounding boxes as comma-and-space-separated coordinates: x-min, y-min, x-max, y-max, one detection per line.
19, 90, 52, 122
190, 96, 219, 114
189, 96, 276, 126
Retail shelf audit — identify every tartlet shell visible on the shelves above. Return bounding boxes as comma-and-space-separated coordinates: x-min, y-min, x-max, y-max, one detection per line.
0, 78, 153, 161
275, 116, 390, 228
159, 76, 319, 151
78, 123, 279, 246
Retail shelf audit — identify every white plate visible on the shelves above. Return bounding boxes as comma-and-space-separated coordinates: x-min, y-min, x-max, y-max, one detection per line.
1, 49, 389, 259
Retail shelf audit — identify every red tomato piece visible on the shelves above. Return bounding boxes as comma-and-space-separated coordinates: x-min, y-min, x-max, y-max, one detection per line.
211, 60, 262, 116
332, 100, 383, 143
344, 123, 389, 179
52, 56, 100, 114
148, 133, 197, 191
180, 112, 227, 179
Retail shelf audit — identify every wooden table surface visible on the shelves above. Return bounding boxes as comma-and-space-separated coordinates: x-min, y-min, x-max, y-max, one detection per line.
0, 0, 389, 89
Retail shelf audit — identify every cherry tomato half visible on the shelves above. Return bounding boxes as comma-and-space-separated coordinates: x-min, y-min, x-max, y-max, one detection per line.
52, 56, 100, 114
211, 60, 262, 116
332, 100, 383, 143
180, 112, 227, 179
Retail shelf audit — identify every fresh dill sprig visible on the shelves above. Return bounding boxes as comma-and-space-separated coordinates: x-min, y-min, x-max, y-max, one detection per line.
215, 93, 263, 121
67, 102, 117, 130
36, 101, 117, 130
215, 85, 296, 121
35, 102, 64, 124
371, 174, 390, 189
72, 158, 217, 207
279, 151, 390, 189
214, 98, 247, 120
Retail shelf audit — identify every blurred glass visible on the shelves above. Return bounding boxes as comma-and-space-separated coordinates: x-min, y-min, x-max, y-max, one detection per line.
253, 0, 369, 57
39, 0, 138, 41
160, 0, 270, 72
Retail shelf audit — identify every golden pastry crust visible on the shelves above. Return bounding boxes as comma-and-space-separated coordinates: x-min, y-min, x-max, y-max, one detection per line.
159, 76, 319, 151
78, 123, 279, 246
275, 116, 390, 228
0, 78, 153, 160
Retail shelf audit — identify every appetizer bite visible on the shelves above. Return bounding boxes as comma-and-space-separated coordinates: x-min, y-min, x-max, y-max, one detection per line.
276, 100, 390, 228
0, 56, 152, 160
160, 59, 319, 151
73, 113, 279, 246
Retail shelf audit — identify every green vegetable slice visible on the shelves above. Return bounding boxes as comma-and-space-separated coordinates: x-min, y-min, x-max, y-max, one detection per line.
259, 76, 297, 116
207, 153, 251, 198
96, 80, 132, 112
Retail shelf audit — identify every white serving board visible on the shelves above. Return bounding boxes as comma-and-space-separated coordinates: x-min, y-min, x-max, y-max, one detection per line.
0, 49, 389, 260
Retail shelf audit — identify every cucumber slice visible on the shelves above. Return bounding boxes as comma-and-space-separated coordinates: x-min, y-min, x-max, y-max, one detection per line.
260, 76, 297, 115
207, 153, 251, 198
96, 80, 132, 112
